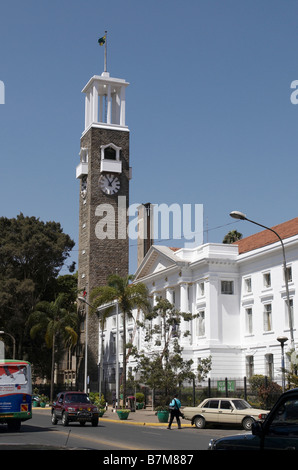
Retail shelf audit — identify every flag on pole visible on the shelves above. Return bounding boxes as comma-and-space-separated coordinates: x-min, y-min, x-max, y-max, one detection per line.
98, 35, 106, 46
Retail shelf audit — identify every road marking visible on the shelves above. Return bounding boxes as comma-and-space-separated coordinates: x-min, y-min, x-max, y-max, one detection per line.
52, 429, 152, 450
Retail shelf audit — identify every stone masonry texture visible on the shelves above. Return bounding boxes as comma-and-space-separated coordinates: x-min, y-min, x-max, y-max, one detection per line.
77, 126, 130, 387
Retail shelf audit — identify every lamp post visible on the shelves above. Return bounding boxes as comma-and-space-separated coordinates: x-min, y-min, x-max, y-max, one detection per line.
0, 331, 16, 359
78, 296, 90, 393
277, 336, 288, 392
230, 211, 295, 351
78, 296, 105, 400
115, 300, 119, 409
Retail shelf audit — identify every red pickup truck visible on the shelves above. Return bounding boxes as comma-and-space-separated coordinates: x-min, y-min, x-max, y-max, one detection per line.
51, 391, 99, 426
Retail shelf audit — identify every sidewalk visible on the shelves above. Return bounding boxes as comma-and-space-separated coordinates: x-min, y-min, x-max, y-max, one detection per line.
35, 405, 191, 428
100, 407, 191, 428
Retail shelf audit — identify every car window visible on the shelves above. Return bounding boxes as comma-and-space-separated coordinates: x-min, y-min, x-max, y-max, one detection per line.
232, 399, 251, 410
220, 400, 232, 410
268, 398, 298, 436
65, 394, 90, 404
271, 399, 298, 426
206, 400, 219, 409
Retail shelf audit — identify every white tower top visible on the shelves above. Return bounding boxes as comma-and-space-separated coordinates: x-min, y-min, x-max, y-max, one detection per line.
82, 71, 129, 134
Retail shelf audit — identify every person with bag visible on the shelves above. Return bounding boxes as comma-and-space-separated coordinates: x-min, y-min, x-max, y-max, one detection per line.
167, 394, 182, 429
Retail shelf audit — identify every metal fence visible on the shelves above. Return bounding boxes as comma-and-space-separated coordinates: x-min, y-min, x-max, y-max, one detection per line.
177, 376, 283, 410
33, 375, 284, 410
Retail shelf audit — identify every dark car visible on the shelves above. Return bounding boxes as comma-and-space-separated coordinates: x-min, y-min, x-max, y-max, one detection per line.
209, 388, 298, 450
51, 391, 99, 427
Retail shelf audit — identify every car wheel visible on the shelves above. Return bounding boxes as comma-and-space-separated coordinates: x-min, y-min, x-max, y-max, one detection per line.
91, 419, 98, 427
193, 416, 205, 429
7, 419, 21, 431
51, 411, 58, 425
62, 412, 69, 426
242, 417, 254, 431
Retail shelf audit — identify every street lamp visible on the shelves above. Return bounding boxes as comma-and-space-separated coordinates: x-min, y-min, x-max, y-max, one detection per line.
230, 211, 295, 351
0, 331, 16, 359
78, 296, 104, 401
115, 300, 119, 409
277, 336, 288, 392
78, 296, 90, 393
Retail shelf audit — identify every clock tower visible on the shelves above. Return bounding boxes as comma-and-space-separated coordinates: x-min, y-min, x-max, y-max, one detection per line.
76, 70, 130, 390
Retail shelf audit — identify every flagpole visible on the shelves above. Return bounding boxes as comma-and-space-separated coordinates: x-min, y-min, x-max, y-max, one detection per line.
104, 30, 107, 73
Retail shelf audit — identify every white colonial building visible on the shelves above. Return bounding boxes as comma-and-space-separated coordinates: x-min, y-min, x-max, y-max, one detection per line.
99, 217, 298, 391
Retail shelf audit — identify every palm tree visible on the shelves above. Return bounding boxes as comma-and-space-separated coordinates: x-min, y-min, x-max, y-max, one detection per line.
28, 293, 78, 403
222, 230, 243, 244
90, 274, 150, 406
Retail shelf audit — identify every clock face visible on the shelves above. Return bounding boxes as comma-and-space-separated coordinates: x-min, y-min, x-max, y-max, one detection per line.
99, 174, 120, 195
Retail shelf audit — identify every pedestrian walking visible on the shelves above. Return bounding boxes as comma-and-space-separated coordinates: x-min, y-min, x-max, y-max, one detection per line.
167, 394, 182, 429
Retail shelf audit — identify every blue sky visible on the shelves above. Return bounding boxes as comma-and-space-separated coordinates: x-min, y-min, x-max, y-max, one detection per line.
1, 0, 298, 274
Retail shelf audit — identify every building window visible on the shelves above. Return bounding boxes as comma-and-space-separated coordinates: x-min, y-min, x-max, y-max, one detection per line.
221, 280, 234, 295
197, 310, 205, 337
111, 334, 116, 354
263, 303, 272, 331
263, 272, 271, 288
246, 356, 254, 378
244, 277, 252, 293
265, 354, 274, 379
198, 282, 205, 297
285, 266, 292, 283
80, 147, 88, 163
285, 298, 294, 329
245, 307, 253, 334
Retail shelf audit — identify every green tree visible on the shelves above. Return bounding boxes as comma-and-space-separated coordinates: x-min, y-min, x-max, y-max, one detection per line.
90, 274, 150, 406
133, 298, 195, 405
28, 293, 78, 402
222, 230, 243, 244
197, 356, 212, 383
0, 213, 75, 360
249, 374, 282, 408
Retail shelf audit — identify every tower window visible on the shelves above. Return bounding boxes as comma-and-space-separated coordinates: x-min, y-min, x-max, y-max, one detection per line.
100, 143, 122, 173
104, 146, 117, 160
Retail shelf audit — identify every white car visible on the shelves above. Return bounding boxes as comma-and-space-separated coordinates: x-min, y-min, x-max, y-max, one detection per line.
182, 397, 269, 430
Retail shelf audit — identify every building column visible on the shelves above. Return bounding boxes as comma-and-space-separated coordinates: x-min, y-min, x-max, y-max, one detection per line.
166, 288, 174, 305
107, 84, 111, 124
179, 283, 190, 345
206, 276, 220, 345
92, 83, 98, 123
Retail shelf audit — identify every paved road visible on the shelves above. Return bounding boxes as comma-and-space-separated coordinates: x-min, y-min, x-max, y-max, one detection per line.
0, 408, 247, 453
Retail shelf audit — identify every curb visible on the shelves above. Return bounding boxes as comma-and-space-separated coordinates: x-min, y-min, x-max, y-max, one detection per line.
33, 407, 190, 428
99, 417, 189, 427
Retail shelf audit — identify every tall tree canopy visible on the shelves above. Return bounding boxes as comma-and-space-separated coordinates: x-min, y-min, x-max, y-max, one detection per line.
133, 298, 195, 405
222, 229, 243, 244
0, 213, 75, 359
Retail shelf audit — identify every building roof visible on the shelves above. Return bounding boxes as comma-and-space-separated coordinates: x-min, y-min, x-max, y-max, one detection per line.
233, 217, 298, 254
